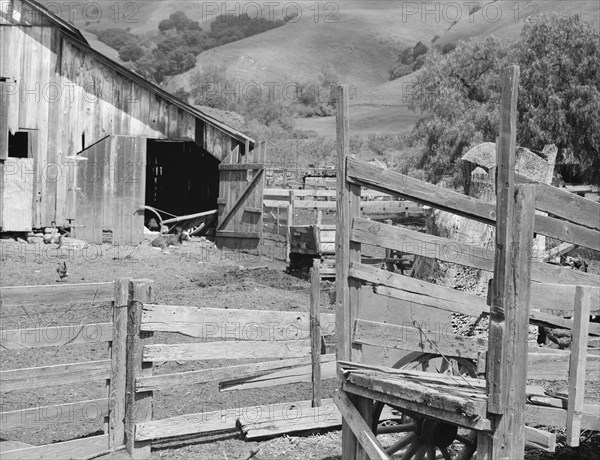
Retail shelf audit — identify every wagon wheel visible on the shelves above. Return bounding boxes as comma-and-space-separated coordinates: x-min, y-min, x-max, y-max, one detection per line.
372, 352, 478, 459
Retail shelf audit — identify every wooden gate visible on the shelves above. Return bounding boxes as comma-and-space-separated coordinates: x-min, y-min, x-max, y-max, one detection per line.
216, 141, 266, 251
72, 135, 146, 245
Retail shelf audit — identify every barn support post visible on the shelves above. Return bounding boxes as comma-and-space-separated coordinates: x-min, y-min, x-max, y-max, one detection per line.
125, 279, 154, 459
310, 258, 322, 407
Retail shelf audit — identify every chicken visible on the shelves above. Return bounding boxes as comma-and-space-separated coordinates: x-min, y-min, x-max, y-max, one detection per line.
56, 261, 68, 282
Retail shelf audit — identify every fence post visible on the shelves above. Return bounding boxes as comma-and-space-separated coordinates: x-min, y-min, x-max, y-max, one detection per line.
125, 279, 154, 459
310, 258, 322, 407
566, 286, 591, 446
109, 278, 129, 450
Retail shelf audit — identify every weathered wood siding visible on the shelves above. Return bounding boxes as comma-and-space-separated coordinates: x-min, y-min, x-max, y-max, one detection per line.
0, 22, 243, 229
72, 135, 146, 245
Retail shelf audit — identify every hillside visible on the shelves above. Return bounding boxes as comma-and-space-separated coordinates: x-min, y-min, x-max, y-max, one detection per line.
164, 3, 447, 93
52, 1, 598, 140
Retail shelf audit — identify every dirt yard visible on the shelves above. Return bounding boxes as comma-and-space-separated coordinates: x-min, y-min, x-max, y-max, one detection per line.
1, 236, 598, 459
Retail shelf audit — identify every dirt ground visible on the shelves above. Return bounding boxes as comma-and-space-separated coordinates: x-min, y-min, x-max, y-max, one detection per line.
1, 236, 598, 459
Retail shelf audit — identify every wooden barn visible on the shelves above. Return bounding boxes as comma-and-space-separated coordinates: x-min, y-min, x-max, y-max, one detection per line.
0, 0, 258, 245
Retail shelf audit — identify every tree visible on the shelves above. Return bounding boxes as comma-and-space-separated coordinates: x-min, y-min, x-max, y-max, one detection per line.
409, 14, 600, 185
119, 39, 144, 62
517, 14, 600, 183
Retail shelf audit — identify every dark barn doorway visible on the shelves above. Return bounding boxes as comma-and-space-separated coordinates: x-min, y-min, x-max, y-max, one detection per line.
145, 140, 220, 228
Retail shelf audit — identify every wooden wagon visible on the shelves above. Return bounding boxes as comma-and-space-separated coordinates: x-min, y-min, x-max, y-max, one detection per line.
333, 68, 600, 459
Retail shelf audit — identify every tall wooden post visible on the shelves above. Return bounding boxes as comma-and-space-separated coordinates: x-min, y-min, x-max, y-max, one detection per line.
335, 84, 368, 460
125, 279, 154, 459
310, 258, 322, 407
566, 286, 591, 446
487, 65, 534, 459
108, 278, 129, 449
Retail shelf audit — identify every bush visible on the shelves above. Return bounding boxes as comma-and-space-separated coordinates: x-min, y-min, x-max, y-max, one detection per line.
96, 28, 137, 50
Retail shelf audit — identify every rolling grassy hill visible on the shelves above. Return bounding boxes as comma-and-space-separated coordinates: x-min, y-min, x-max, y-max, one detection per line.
46, 1, 599, 140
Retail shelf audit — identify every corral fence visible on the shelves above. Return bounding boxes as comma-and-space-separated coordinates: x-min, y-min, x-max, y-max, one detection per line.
263, 188, 427, 268
0, 280, 128, 459
0, 270, 341, 459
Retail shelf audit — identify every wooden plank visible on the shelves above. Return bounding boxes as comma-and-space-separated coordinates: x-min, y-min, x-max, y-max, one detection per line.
535, 213, 600, 251
311, 259, 322, 407
0, 282, 114, 307
531, 282, 600, 315
0, 398, 109, 430
525, 405, 600, 431
0, 360, 111, 392
335, 84, 358, 460
352, 217, 493, 271
566, 286, 592, 447
220, 360, 337, 392
0, 323, 113, 349
109, 279, 129, 449
489, 66, 530, 460
138, 355, 335, 392
353, 319, 486, 360
343, 379, 491, 432
527, 351, 600, 380
243, 400, 341, 439
1, 434, 109, 459
351, 262, 487, 318
352, 217, 600, 290
143, 340, 312, 362
525, 426, 556, 452
346, 158, 496, 225
347, 157, 599, 250
140, 304, 336, 340
543, 242, 577, 262
218, 163, 263, 170
534, 182, 600, 230
125, 280, 154, 459
215, 231, 261, 239
333, 390, 389, 460
135, 410, 237, 441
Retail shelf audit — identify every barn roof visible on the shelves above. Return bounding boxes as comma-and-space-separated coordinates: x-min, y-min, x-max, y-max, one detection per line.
16, 0, 255, 147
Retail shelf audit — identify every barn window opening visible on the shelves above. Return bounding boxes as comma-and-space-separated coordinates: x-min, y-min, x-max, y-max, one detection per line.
8, 131, 29, 158
145, 139, 220, 234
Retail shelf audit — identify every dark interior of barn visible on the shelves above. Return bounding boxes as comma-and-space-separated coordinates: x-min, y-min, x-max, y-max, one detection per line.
145, 139, 220, 229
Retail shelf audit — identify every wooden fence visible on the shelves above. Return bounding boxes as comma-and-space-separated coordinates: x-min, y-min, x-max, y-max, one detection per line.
262, 188, 427, 262
0, 280, 128, 459
0, 271, 342, 459
333, 74, 600, 460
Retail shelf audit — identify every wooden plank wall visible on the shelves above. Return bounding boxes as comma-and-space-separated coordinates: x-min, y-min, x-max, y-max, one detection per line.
73, 135, 146, 244
0, 24, 243, 229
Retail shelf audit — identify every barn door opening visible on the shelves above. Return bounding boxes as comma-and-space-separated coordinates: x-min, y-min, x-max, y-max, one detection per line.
145, 140, 220, 232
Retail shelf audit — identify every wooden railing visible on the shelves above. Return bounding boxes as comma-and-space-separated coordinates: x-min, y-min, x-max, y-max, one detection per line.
124, 270, 338, 457
0, 280, 127, 459
333, 72, 600, 460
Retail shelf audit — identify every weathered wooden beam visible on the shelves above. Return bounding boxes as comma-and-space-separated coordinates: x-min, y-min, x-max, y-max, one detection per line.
109, 278, 129, 450
125, 280, 154, 459
0, 323, 113, 349
143, 340, 311, 362
140, 304, 335, 340
353, 319, 486, 360
0, 434, 109, 459
335, 83, 360, 460
0, 282, 114, 307
347, 157, 600, 250
311, 259, 322, 408
488, 66, 532, 460
566, 286, 592, 446
334, 390, 389, 460
0, 360, 111, 392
